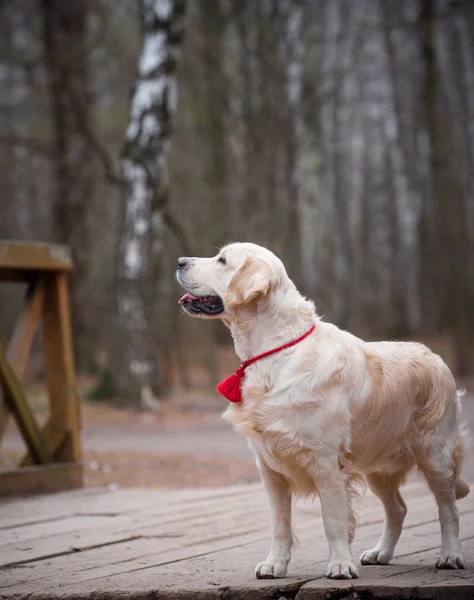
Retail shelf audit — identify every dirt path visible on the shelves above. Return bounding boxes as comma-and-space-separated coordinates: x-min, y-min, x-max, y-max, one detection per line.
82, 412, 252, 459
79, 405, 258, 488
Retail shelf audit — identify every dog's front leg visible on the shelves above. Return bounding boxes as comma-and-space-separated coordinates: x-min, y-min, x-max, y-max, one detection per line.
317, 461, 358, 580
255, 459, 292, 579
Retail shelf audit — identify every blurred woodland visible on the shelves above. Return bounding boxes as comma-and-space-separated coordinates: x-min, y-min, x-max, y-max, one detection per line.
0, 0, 473, 407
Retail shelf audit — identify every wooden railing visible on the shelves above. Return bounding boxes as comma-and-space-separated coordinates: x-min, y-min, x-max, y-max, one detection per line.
0, 241, 82, 496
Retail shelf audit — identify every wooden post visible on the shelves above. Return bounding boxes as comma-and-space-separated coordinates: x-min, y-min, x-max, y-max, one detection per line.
0, 278, 45, 441
42, 272, 81, 462
0, 339, 52, 465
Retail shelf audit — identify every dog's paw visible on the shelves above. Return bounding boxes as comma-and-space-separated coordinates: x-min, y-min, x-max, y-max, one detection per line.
255, 559, 288, 579
436, 553, 465, 569
360, 546, 393, 565
326, 559, 359, 579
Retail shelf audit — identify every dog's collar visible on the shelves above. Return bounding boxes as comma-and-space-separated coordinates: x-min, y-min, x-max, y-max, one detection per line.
215, 324, 316, 403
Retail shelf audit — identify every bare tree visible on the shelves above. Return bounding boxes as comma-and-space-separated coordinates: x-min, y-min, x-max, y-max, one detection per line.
115, 0, 187, 407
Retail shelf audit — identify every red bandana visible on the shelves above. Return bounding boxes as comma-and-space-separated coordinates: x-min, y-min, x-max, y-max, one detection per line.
215, 324, 316, 403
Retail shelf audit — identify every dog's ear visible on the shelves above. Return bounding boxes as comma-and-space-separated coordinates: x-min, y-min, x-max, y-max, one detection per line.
224, 256, 275, 308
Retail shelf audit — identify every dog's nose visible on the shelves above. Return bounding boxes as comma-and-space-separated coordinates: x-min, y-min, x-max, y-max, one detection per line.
177, 257, 188, 269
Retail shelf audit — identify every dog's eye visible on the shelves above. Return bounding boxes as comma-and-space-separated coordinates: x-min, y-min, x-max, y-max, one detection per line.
217, 256, 226, 265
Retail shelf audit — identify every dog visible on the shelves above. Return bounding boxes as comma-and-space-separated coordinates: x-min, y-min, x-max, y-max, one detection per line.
176, 242, 470, 580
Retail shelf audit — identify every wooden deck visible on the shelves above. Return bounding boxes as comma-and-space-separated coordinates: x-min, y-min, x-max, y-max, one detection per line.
0, 481, 472, 599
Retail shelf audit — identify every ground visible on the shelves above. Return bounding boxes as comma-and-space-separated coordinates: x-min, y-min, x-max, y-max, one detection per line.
1, 479, 473, 599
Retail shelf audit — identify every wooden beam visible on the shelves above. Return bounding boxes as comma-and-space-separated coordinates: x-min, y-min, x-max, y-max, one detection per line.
0, 278, 45, 441
8, 277, 45, 374
0, 462, 82, 497
42, 272, 81, 462
0, 269, 30, 283
0, 241, 72, 272
0, 338, 52, 464
20, 417, 66, 466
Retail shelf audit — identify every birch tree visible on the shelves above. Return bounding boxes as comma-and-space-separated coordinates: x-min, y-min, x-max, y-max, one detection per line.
116, 0, 186, 407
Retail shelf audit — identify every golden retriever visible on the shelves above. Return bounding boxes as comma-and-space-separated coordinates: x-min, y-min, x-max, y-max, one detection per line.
176, 242, 470, 580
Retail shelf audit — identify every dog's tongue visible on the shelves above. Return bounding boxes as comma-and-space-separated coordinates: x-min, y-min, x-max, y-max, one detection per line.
178, 292, 199, 304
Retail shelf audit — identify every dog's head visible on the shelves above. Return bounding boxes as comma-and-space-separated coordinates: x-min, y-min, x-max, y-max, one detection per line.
176, 243, 289, 319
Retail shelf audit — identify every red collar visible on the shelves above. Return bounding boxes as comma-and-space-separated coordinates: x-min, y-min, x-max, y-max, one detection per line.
215, 324, 316, 403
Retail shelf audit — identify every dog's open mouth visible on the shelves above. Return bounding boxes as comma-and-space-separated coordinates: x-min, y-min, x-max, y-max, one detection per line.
178, 292, 224, 315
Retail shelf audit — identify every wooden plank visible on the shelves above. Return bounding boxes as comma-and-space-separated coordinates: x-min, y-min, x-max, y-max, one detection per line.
0, 485, 450, 531
1, 483, 471, 596
0, 269, 30, 283
20, 417, 66, 467
5, 511, 473, 598
0, 483, 262, 529
0, 488, 266, 546
0, 278, 44, 443
0, 476, 456, 576
0, 490, 270, 564
7, 278, 45, 376
86, 536, 474, 598
0, 339, 52, 465
0, 536, 262, 596
43, 505, 443, 586
0, 486, 270, 575
42, 272, 81, 462
0, 482, 433, 569
0, 481, 441, 546
0, 487, 118, 528
0, 462, 82, 498
0, 241, 72, 272
0, 514, 118, 546
299, 536, 474, 600
2, 485, 460, 589
84, 539, 317, 598
0, 524, 273, 593
0, 507, 270, 568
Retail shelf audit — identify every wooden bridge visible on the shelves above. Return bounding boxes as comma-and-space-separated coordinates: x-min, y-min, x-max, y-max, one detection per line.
0, 480, 472, 599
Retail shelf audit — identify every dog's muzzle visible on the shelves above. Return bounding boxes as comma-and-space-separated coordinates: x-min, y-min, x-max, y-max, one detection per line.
178, 291, 224, 315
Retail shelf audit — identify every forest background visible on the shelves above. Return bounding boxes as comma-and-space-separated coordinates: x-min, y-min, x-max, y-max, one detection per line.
1, 0, 473, 409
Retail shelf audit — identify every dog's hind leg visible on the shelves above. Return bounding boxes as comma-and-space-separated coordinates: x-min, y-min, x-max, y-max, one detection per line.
360, 471, 407, 566
419, 447, 465, 569
317, 461, 359, 579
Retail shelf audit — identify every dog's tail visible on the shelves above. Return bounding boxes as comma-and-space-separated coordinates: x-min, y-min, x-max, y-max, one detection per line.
454, 390, 470, 500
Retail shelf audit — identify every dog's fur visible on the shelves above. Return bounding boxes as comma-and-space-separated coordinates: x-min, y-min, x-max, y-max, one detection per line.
177, 242, 470, 580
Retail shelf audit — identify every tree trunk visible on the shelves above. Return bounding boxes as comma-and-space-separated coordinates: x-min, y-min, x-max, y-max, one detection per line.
41, 0, 95, 370
380, 1, 422, 334
115, 0, 186, 407
418, 0, 474, 374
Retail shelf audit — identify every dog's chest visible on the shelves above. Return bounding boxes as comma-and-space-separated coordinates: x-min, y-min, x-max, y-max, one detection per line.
223, 402, 319, 496
224, 401, 282, 435
223, 399, 312, 453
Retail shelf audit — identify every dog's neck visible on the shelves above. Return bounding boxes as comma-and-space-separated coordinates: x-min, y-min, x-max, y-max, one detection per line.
226, 285, 316, 362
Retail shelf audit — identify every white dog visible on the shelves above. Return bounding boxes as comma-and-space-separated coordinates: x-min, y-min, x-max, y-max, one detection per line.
176, 242, 469, 580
